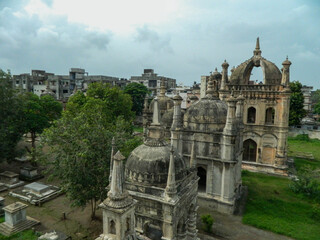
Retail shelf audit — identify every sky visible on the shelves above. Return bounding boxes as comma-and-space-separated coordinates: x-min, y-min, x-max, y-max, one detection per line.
0, 0, 319, 88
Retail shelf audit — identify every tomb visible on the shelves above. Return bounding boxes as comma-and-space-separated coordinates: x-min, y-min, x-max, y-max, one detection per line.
0, 202, 39, 236
0, 183, 8, 193
39, 230, 71, 240
19, 166, 43, 181
0, 197, 4, 217
0, 171, 24, 189
9, 182, 62, 205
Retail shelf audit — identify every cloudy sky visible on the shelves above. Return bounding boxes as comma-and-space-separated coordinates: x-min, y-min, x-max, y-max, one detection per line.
1, 0, 319, 88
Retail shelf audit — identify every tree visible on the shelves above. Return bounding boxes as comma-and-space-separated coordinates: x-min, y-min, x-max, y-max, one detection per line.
22, 93, 62, 152
124, 82, 150, 115
289, 81, 306, 126
0, 69, 25, 162
68, 82, 134, 124
38, 83, 141, 219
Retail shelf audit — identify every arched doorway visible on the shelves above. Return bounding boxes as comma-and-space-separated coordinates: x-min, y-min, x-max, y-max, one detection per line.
197, 166, 206, 192
243, 139, 257, 162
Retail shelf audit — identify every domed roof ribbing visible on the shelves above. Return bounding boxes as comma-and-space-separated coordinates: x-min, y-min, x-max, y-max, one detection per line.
125, 144, 186, 186
184, 71, 227, 131
125, 97, 186, 187
229, 38, 282, 85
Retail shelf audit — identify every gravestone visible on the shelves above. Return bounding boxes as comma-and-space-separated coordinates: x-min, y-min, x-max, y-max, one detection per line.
0, 183, 8, 193
9, 182, 62, 205
38, 230, 71, 240
0, 202, 39, 236
0, 197, 4, 216
20, 166, 43, 181
0, 171, 24, 189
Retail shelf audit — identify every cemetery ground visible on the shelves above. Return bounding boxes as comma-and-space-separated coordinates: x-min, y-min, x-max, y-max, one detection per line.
0, 135, 320, 239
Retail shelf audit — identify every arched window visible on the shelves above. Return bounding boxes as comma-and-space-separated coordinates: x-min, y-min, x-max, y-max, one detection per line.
265, 107, 275, 124
243, 139, 257, 162
247, 107, 256, 123
197, 167, 206, 192
109, 220, 116, 234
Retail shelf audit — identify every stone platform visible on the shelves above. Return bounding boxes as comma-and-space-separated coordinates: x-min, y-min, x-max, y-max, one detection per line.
9, 182, 62, 205
0, 171, 24, 189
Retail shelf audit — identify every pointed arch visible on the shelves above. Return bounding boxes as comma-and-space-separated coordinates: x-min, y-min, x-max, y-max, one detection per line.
243, 139, 257, 162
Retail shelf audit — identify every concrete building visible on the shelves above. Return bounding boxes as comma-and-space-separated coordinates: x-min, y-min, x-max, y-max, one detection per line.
130, 69, 176, 96
12, 68, 128, 100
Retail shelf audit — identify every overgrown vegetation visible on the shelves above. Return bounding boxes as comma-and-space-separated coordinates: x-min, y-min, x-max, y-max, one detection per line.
289, 81, 306, 126
242, 135, 320, 240
0, 230, 40, 240
201, 214, 214, 233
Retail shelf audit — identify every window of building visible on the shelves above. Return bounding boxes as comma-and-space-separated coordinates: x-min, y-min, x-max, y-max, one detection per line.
243, 139, 257, 162
247, 107, 256, 123
63, 90, 68, 93
265, 107, 275, 124
197, 166, 206, 192
109, 220, 116, 234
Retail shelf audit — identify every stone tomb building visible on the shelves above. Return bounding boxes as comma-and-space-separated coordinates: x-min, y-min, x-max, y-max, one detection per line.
201, 38, 291, 176
221, 38, 291, 175
164, 73, 245, 214
97, 98, 199, 240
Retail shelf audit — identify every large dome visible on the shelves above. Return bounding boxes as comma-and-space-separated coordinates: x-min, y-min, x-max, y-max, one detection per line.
125, 144, 187, 187
184, 98, 227, 131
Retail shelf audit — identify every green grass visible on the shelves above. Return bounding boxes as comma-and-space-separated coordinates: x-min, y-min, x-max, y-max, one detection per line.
242, 171, 320, 240
0, 230, 39, 240
242, 135, 320, 240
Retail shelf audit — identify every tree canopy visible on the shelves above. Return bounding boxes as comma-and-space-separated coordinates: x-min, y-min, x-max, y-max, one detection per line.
124, 82, 150, 115
0, 69, 25, 162
289, 81, 306, 126
38, 83, 142, 218
21, 92, 63, 151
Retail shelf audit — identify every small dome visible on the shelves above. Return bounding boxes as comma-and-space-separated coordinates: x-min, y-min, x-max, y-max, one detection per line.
125, 144, 186, 187
184, 98, 227, 131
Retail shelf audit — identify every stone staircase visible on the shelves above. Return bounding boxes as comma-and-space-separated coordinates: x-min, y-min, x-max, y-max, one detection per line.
0, 216, 39, 236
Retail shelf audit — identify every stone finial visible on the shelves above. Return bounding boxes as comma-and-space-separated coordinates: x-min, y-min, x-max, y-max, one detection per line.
143, 95, 149, 111
160, 78, 166, 97
221, 60, 229, 90
109, 137, 116, 183
104, 150, 133, 209
253, 37, 262, 56
152, 97, 161, 125
145, 97, 166, 146
171, 94, 183, 130
189, 135, 197, 170
281, 56, 292, 86
165, 146, 177, 200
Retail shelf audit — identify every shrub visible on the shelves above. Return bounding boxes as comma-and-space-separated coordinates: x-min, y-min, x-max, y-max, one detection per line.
311, 204, 320, 221
290, 166, 320, 200
201, 214, 214, 233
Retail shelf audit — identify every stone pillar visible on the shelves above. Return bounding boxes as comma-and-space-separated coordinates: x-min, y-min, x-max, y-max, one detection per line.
281, 57, 292, 87
275, 90, 290, 166
186, 206, 198, 240
171, 95, 183, 155
221, 95, 237, 161
161, 205, 175, 240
